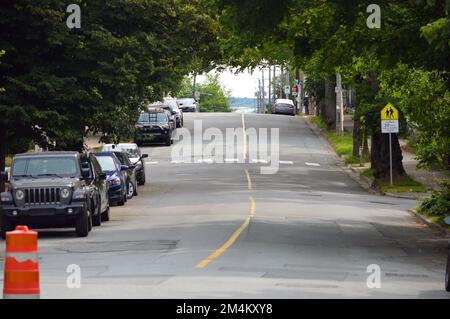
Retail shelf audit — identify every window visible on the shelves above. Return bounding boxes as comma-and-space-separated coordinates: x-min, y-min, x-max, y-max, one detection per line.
95, 156, 117, 172
149, 113, 168, 123
12, 157, 78, 177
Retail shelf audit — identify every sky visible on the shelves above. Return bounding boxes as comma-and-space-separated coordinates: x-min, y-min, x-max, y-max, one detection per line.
197, 68, 263, 98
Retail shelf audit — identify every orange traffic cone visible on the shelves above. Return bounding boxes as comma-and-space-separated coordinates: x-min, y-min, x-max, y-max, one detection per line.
3, 226, 39, 299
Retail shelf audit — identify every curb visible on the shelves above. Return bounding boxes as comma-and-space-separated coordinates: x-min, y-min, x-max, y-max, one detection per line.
408, 209, 450, 237
303, 116, 430, 200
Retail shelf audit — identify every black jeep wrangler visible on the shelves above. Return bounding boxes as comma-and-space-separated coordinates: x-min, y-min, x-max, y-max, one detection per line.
0, 152, 109, 238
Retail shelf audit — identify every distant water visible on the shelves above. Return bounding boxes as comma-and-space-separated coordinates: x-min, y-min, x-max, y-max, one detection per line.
228, 97, 256, 113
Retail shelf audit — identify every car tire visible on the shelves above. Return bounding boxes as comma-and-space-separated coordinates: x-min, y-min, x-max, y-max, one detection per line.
117, 197, 125, 206
101, 206, 110, 222
0, 217, 14, 240
165, 136, 171, 146
133, 182, 138, 196
445, 249, 450, 292
127, 181, 135, 199
138, 172, 146, 186
75, 206, 89, 237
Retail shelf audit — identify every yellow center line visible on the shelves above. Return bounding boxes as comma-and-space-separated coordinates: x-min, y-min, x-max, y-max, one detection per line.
245, 168, 252, 191
196, 168, 255, 269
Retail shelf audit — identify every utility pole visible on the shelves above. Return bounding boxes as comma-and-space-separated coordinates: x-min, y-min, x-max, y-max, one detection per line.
335, 73, 344, 136
258, 78, 262, 113
262, 68, 265, 113
280, 65, 283, 98
268, 66, 272, 107
192, 73, 197, 100
273, 65, 276, 101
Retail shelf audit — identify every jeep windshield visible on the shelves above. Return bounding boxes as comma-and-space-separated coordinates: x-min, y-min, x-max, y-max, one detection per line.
137, 112, 167, 123
12, 157, 78, 178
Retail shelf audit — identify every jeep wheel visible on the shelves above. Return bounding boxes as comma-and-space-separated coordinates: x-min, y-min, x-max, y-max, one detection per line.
92, 205, 102, 227
75, 207, 89, 237
101, 206, 110, 222
0, 217, 14, 240
165, 136, 171, 146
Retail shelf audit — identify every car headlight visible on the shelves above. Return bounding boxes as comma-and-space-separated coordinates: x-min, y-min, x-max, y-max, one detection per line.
112, 177, 121, 186
15, 189, 25, 201
60, 188, 71, 200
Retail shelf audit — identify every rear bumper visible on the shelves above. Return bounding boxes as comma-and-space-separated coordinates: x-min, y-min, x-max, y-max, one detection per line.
274, 107, 295, 115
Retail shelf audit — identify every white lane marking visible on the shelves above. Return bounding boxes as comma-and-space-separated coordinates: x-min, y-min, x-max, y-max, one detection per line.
279, 161, 294, 165
145, 161, 159, 165
305, 162, 321, 167
196, 158, 213, 164
225, 158, 240, 163
250, 159, 268, 164
171, 160, 188, 164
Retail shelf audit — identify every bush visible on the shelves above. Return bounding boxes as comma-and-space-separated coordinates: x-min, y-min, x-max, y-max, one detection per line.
419, 181, 450, 216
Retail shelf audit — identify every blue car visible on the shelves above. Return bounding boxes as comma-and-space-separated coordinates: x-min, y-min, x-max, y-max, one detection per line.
93, 152, 128, 206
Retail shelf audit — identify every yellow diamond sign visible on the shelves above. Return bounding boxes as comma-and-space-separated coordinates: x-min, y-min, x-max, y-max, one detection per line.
381, 103, 399, 120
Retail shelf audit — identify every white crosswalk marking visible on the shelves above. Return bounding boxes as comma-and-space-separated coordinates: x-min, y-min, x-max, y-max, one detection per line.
305, 162, 321, 167
279, 161, 294, 165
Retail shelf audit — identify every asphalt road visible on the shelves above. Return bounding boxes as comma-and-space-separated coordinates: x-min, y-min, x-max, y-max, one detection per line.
1, 113, 449, 298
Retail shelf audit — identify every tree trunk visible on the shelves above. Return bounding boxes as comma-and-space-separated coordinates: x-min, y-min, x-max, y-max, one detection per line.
371, 131, 406, 180
323, 75, 336, 130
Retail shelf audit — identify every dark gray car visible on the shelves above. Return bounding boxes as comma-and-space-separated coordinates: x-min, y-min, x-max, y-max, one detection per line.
0, 152, 108, 238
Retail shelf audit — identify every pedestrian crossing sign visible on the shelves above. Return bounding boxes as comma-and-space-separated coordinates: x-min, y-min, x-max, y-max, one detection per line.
381, 103, 399, 121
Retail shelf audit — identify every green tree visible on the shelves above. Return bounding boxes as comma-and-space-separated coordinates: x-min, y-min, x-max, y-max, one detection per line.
197, 74, 232, 112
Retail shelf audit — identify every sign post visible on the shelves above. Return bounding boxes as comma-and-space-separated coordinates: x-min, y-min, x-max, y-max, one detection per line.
381, 103, 399, 186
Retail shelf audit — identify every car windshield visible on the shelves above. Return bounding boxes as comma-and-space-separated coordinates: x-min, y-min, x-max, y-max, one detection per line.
95, 156, 117, 172
12, 157, 78, 178
178, 98, 195, 105
138, 112, 167, 123
149, 113, 168, 123
165, 100, 179, 110
122, 148, 139, 158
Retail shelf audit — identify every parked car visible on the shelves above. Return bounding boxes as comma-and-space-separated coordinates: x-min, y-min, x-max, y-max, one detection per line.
177, 98, 198, 112
164, 97, 184, 127
112, 151, 138, 200
134, 107, 173, 146
273, 98, 295, 115
101, 143, 148, 185
0, 152, 108, 238
93, 152, 128, 206
150, 102, 176, 130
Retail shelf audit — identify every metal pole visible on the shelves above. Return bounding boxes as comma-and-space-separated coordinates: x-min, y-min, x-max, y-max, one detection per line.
268, 67, 272, 107
262, 68, 265, 113
389, 132, 393, 186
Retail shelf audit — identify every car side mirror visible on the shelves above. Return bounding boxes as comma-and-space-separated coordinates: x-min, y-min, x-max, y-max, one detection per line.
141, 154, 149, 159
99, 173, 107, 180
120, 165, 129, 171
